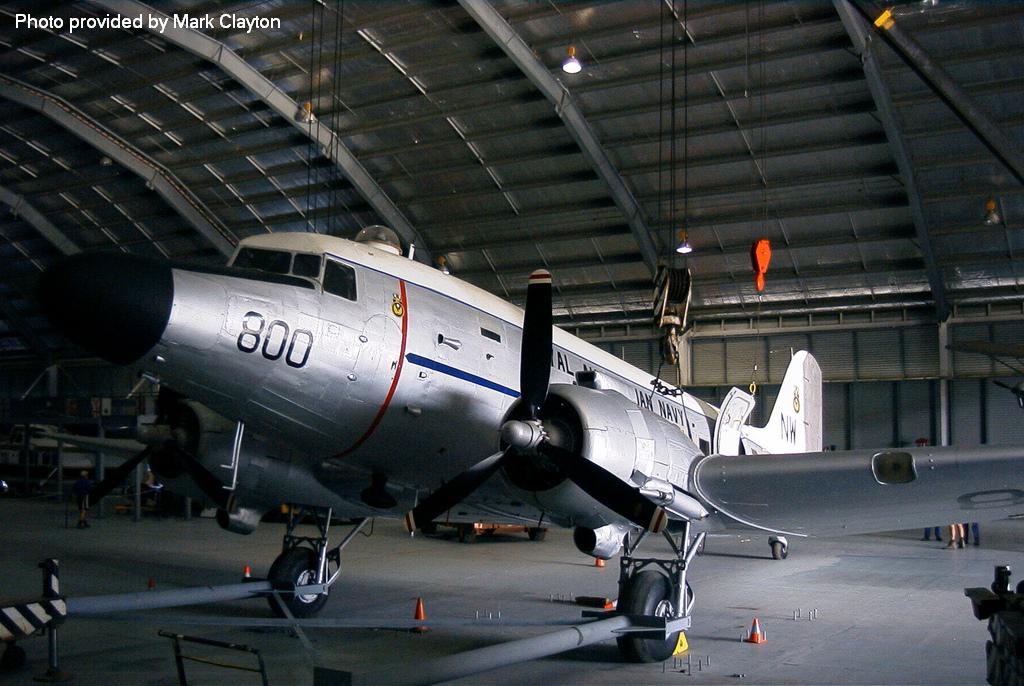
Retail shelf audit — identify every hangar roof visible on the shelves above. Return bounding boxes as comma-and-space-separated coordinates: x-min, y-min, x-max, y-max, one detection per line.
0, 0, 1022, 360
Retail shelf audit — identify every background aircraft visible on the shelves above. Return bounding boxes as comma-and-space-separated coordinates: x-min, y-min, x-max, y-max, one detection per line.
38, 226, 1024, 663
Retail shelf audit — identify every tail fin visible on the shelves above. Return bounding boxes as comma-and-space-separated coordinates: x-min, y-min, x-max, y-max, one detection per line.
741, 350, 822, 454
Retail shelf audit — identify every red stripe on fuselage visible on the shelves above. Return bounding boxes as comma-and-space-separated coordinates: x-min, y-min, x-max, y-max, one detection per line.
333, 279, 408, 458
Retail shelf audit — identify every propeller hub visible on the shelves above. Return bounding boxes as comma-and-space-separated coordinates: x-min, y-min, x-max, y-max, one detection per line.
500, 419, 546, 450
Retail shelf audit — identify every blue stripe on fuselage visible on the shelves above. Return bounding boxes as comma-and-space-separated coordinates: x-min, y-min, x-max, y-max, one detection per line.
405, 352, 518, 398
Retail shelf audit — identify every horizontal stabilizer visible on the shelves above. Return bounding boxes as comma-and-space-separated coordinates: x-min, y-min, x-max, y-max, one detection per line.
691, 445, 1024, 537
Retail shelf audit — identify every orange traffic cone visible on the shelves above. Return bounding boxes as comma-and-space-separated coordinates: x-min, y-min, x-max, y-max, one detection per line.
594, 558, 605, 568
243, 565, 252, 579
413, 597, 427, 633
745, 617, 766, 644
603, 598, 617, 610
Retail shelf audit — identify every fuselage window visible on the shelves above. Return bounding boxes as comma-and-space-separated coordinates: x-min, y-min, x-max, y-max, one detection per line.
234, 248, 291, 274
480, 327, 501, 343
292, 253, 321, 278
324, 260, 357, 301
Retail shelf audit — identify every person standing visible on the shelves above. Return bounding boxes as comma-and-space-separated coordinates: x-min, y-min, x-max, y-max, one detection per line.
72, 470, 93, 529
946, 522, 964, 549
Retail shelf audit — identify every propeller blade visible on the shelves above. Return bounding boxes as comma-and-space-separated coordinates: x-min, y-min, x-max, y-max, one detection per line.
538, 444, 667, 533
160, 442, 231, 510
520, 269, 552, 419
404, 450, 508, 531
89, 447, 152, 503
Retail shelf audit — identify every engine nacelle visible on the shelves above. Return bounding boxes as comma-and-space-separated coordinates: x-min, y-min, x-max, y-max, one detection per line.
503, 383, 705, 530
573, 522, 631, 560
216, 505, 262, 535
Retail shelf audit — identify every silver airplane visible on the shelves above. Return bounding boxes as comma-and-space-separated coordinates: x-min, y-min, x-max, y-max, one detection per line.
38, 225, 1024, 663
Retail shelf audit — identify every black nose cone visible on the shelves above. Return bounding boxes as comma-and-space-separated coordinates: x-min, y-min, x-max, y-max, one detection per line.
38, 252, 174, 365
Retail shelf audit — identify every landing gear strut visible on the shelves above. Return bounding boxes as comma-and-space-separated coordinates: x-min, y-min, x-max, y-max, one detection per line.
615, 521, 705, 663
267, 505, 369, 618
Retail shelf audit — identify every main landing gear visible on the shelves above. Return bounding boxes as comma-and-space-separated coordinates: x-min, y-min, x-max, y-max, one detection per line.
614, 521, 706, 663
267, 505, 369, 618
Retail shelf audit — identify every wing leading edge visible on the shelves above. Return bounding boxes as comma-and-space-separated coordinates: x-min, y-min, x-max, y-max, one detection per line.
691, 445, 1024, 537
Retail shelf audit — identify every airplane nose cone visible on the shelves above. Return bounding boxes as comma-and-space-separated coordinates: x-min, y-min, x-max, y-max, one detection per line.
38, 252, 174, 365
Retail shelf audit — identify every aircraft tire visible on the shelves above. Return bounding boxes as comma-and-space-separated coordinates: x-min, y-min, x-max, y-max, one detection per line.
771, 540, 788, 560
267, 547, 329, 618
616, 570, 684, 663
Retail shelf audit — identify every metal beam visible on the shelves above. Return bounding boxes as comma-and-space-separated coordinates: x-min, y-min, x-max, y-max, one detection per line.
834, 0, 950, 322
0, 76, 235, 258
458, 0, 659, 276
0, 185, 79, 256
0, 292, 49, 358
92, 0, 432, 265
850, 0, 1024, 186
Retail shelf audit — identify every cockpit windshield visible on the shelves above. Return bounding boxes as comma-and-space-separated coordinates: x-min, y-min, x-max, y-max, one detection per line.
233, 248, 291, 274
232, 248, 324, 283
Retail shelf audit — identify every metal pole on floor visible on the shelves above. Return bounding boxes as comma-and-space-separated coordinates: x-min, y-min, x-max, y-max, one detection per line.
66, 581, 273, 616
56, 438, 64, 502
324, 615, 636, 686
133, 461, 142, 522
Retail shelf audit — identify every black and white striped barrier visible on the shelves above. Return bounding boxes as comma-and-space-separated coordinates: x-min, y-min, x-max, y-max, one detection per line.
0, 598, 67, 642
0, 559, 65, 643
0, 559, 70, 680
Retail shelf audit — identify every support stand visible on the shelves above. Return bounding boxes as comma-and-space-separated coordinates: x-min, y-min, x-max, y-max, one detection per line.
33, 559, 70, 683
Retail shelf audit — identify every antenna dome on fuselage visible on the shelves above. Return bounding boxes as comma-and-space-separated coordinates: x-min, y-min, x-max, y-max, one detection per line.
354, 225, 402, 255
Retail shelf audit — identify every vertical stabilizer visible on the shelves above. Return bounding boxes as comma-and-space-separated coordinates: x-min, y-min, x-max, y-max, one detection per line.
740, 351, 822, 454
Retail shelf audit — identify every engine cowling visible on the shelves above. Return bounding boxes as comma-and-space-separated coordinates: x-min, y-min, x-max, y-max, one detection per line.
216, 504, 262, 535
573, 522, 631, 559
501, 383, 704, 530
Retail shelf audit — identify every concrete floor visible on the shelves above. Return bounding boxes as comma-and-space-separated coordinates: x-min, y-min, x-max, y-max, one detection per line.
1, 496, 1019, 685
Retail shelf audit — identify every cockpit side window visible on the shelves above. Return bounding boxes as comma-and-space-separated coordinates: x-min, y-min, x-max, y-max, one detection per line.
233, 248, 291, 274
324, 260, 357, 301
292, 253, 321, 278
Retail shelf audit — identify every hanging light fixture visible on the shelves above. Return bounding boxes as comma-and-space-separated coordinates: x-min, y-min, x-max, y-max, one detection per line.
561, 45, 582, 74
984, 195, 1002, 225
675, 230, 693, 254
297, 101, 315, 124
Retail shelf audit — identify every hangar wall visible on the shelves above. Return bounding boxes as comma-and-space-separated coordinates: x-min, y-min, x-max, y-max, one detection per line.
591, 313, 1024, 450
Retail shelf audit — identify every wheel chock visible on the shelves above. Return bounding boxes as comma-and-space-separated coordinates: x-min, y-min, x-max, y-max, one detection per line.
594, 558, 605, 568
574, 596, 612, 609
672, 631, 689, 655
745, 617, 766, 644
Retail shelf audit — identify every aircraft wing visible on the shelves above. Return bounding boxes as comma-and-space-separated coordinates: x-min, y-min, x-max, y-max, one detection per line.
41, 432, 147, 459
691, 445, 1024, 537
